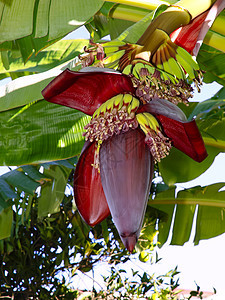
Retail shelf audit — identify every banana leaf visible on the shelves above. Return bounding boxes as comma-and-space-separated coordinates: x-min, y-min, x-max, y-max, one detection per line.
149, 182, 225, 246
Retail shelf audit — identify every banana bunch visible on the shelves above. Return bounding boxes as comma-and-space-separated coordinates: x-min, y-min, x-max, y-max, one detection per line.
136, 112, 160, 134
84, 94, 140, 142
136, 112, 172, 162
100, 40, 126, 69
151, 38, 200, 82
123, 60, 176, 84
92, 93, 140, 118
100, 40, 145, 70
122, 61, 193, 105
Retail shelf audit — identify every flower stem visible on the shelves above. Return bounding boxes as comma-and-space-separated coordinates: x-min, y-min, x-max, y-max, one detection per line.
109, 1, 225, 53
204, 31, 225, 53
110, 4, 150, 22
137, 6, 191, 46
150, 198, 225, 208
111, 4, 225, 39
203, 136, 225, 151
177, 0, 217, 19
106, 0, 168, 11
211, 13, 225, 36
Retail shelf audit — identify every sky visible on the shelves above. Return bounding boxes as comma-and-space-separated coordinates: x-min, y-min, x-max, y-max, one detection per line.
0, 25, 225, 298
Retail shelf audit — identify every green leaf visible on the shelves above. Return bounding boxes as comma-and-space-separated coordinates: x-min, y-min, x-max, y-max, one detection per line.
159, 94, 225, 184
0, 39, 88, 75
109, 19, 134, 40
100, 2, 115, 17
149, 187, 176, 247
20, 165, 48, 182
180, 183, 225, 245
0, 207, 13, 240
170, 204, 196, 245
42, 156, 77, 169
159, 145, 220, 185
194, 204, 225, 245
118, 11, 154, 43
0, 0, 103, 44
150, 183, 225, 246
0, 40, 88, 113
188, 97, 225, 121
198, 44, 225, 87
0, 0, 35, 43
0, 69, 59, 112
0, 178, 18, 209
0, 100, 90, 165
34, 0, 51, 38
16, 35, 35, 63
2, 170, 39, 194
1, 51, 10, 70
38, 165, 71, 218
86, 14, 110, 41
48, 0, 103, 40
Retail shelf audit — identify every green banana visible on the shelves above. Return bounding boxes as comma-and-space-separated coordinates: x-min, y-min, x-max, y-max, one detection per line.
136, 113, 150, 134
127, 97, 140, 114
113, 94, 124, 110
145, 64, 155, 75
176, 54, 196, 79
176, 46, 200, 70
161, 70, 178, 84
104, 49, 121, 56
162, 59, 173, 75
132, 62, 145, 79
123, 93, 133, 105
103, 50, 125, 65
122, 64, 132, 75
104, 60, 120, 69
167, 57, 185, 80
143, 112, 159, 132
106, 99, 114, 111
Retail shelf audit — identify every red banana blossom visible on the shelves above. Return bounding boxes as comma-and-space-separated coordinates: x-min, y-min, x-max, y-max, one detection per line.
42, 68, 207, 252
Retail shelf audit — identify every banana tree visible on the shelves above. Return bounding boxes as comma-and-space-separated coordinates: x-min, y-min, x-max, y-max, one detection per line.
0, 0, 225, 253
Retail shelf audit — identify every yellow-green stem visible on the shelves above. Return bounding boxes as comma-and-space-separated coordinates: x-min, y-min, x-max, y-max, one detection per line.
111, 4, 225, 39
204, 31, 225, 53
106, 0, 168, 11
137, 6, 191, 46
176, 0, 217, 19
203, 137, 225, 151
110, 4, 150, 22
141, 28, 169, 53
138, 0, 218, 46
211, 14, 225, 36
109, 1, 225, 54
150, 198, 225, 208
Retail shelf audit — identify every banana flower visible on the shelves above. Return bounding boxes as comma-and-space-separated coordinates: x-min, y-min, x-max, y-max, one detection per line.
42, 67, 207, 252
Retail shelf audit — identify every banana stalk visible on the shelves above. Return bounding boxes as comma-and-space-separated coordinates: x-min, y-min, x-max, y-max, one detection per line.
111, 3, 225, 38
211, 13, 225, 36
177, 0, 216, 19
138, 0, 217, 47
109, 4, 150, 22
106, 0, 168, 10
110, 0, 224, 54
204, 31, 225, 53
